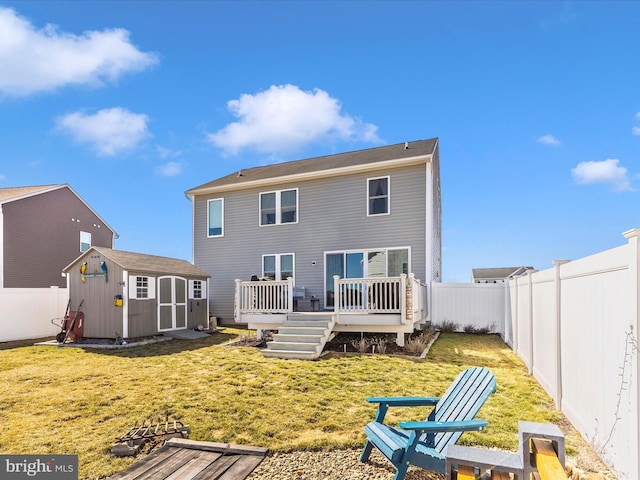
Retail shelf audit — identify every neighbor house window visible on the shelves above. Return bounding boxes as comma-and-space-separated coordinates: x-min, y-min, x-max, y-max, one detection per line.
367, 176, 389, 216
207, 198, 224, 237
189, 279, 206, 299
80, 231, 91, 252
262, 253, 294, 281
129, 275, 156, 300
260, 189, 298, 226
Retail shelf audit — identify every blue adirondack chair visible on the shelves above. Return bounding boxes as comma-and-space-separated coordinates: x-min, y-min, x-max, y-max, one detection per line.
359, 366, 496, 480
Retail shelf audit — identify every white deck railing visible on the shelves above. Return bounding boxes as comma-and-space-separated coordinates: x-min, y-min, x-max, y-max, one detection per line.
234, 277, 294, 315
334, 273, 428, 324
234, 273, 428, 326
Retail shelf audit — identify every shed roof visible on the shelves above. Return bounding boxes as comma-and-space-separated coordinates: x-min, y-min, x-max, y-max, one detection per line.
64, 247, 210, 278
186, 138, 438, 194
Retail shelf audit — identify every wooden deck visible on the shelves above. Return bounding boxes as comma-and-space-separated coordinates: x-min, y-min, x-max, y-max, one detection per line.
108, 438, 268, 480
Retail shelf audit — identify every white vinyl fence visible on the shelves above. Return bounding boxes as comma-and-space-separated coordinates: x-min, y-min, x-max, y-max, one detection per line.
431, 228, 639, 479
508, 230, 639, 480
431, 282, 508, 336
0, 287, 69, 342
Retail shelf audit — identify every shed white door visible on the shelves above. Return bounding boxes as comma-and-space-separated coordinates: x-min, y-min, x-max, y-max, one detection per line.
158, 276, 187, 331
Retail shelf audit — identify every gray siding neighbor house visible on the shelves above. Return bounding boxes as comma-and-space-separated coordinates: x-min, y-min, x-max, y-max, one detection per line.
63, 247, 210, 339
0, 184, 117, 288
186, 139, 441, 355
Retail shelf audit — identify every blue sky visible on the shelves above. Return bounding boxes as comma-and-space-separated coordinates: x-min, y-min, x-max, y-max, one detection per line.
1, 1, 639, 282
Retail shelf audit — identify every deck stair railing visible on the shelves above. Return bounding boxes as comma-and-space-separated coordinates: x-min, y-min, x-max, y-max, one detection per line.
235, 277, 293, 314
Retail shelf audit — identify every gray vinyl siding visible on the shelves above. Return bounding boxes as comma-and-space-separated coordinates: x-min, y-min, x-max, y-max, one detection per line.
194, 164, 428, 322
2, 187, 115, 288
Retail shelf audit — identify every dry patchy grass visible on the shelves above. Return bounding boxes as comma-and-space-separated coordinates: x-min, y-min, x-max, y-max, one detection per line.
0, 331, 579, 479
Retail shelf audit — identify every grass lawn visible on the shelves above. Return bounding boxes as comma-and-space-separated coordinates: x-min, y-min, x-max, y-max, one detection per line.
0, 331, 571, 479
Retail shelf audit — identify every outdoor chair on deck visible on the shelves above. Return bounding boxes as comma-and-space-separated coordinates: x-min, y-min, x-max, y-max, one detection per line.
359, 366, 496, 480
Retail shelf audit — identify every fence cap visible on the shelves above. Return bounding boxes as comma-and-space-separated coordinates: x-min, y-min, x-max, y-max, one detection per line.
623, 228, 640, 239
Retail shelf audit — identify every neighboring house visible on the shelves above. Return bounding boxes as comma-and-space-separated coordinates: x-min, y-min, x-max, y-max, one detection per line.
185, 139, 441, 354
472, 266, 533, 283
63, 247, 210, 339
0, 184, 117, 288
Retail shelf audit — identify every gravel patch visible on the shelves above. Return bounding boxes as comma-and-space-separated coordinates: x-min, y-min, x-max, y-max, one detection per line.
247, 448, 444, 480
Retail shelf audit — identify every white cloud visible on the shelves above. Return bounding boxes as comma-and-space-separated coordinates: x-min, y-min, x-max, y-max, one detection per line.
0, 7, 158, 97
537, 134, 561, 146
571, 159, 633, 192
633, 126, 640, 136
156, 146, 182, 159
155, 161, 182, 177
56, 107, 150, 156
207, 84, 380, 155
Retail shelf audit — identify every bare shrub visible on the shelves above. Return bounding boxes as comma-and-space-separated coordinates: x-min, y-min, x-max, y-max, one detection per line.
374, 337, 388, 354
350, 337, 372, 353
436, 320, 459, 333
464, 323, 496, 334
405, 333, 429, 355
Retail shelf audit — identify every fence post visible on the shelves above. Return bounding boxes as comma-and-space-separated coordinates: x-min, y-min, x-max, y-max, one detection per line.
512, 276, 519, 354
552, 260, 570, 410
528, 269, 534, 374
622, 228, 640, 480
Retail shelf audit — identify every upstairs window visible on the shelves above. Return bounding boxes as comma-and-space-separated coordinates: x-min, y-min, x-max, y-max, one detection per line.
80, 231, 91, 252
367, 176, 389, 216
207, 198, 224, 237
260, 189, 298, 226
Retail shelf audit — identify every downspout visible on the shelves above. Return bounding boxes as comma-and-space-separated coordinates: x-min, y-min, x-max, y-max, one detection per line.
184, 193, 195, 263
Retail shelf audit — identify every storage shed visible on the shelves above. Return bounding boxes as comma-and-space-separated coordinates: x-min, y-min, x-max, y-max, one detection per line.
63, 247, 210, 339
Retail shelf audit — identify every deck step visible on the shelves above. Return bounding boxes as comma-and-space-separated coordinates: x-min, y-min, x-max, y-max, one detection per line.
262, 349, 322, 360
263, 313, 335, 360
267, 341, 318, 352
272, 333, 324, 343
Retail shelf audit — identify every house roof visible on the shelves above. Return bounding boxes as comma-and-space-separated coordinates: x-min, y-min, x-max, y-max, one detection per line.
0, 184, 119, 238
64, 247, 210, 278
186, 138, 438, 195
0, 184, 61, 203
472, 266, 533, 281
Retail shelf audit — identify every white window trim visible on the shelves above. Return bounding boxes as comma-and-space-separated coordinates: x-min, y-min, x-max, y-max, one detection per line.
80, 231, 92, 252
262, 253, 295, 281
189, 279, 207, 299
259, 188, 299, 226
367, 175, 390, 217
324, 247, 410, 309
324, 246, 411, 278
207, 198, 224, 238
128, 275, 156, 300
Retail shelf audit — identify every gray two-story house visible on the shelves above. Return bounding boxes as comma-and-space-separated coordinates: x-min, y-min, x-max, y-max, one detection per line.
186, 139, 441, 358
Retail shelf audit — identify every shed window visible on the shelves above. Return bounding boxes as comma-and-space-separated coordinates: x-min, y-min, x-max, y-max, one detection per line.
129, 275, 156, 300
80, 231, 91, 252
189, 280, 207, 299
